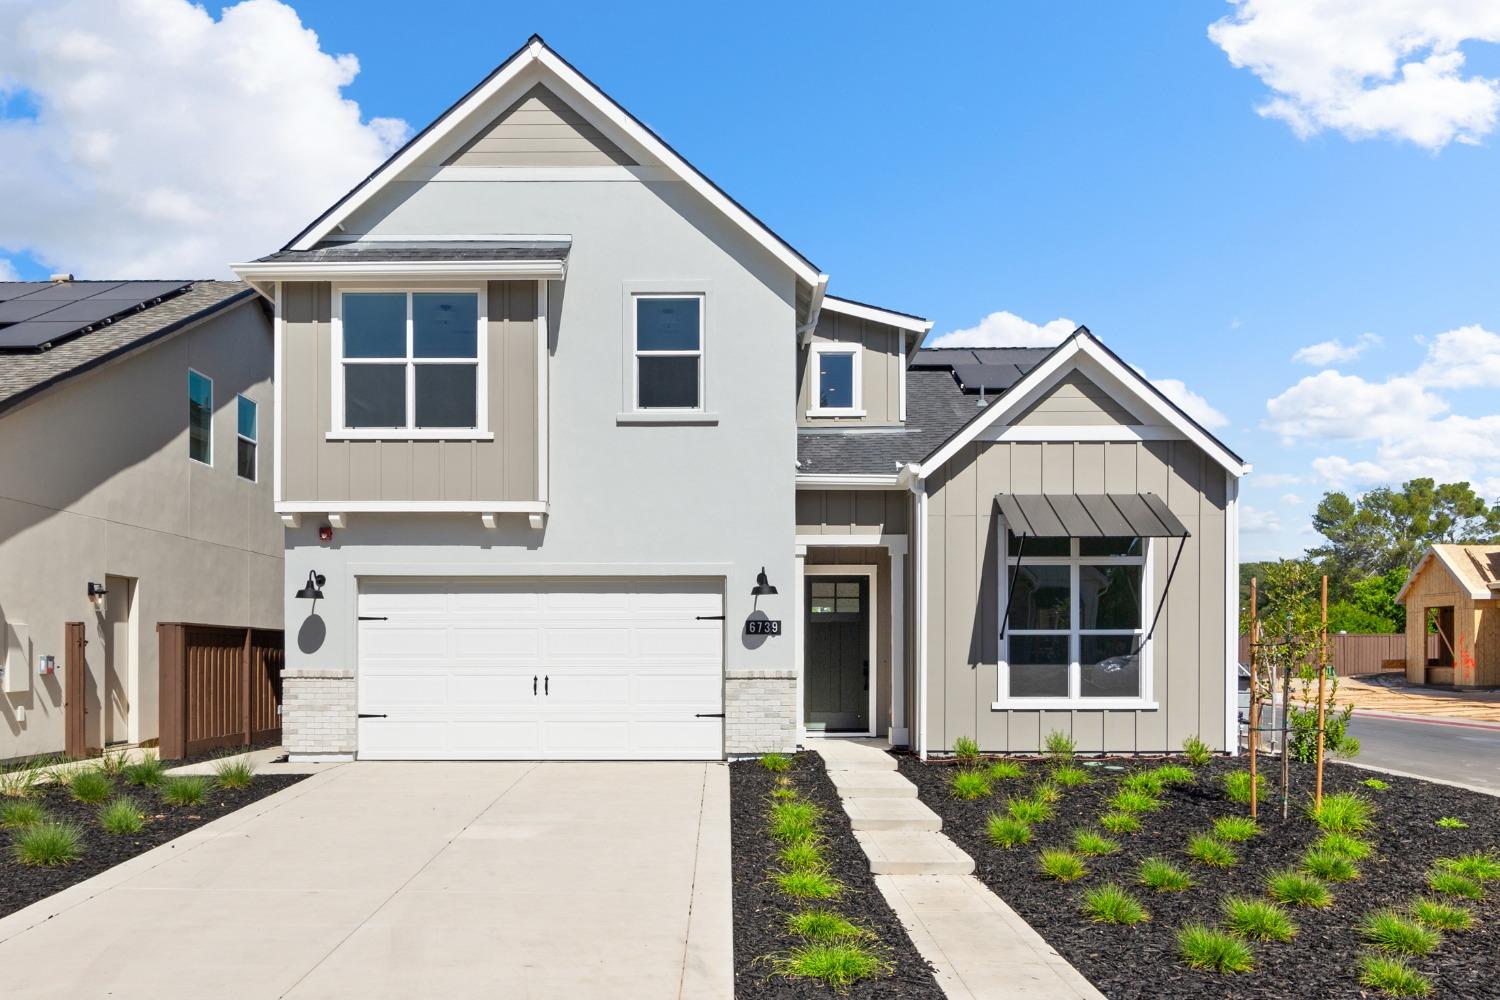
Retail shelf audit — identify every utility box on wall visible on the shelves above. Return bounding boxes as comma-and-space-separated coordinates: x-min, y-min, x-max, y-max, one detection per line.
3, 621, 31, 695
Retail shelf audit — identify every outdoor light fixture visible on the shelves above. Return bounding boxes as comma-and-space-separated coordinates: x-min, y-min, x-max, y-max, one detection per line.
86, 581, 108, 614
749, 567, 778, 597
295, 571, 326, 601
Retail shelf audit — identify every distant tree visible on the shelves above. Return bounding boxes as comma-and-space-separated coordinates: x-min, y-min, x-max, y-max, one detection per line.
1326, 601, 1394, 634
1310, 478, 1500, 582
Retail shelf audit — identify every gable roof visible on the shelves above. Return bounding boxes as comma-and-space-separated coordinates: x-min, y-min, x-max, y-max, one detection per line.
1397, 544, 1500, 602
281, 35, 825, 291
0, 281, 256, 416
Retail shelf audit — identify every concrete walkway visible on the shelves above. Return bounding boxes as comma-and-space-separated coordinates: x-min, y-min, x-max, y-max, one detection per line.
0, 761, 731, 1000
814, 739, 1105, 1000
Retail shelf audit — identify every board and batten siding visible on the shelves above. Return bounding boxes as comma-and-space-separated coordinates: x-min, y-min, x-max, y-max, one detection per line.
796, 489, 909, 535
279, 280, 539, 504
1014, 370, 1140, 426
797, 310, 906, 426
443, 83, 638, 168
923, 439, 1229, 753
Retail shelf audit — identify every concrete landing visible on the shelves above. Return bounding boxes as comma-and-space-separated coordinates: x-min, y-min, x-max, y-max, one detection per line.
813, 737, 898, 771
843, 796, 942, 832
826, 767, 916, 798
855, 830, 974, 875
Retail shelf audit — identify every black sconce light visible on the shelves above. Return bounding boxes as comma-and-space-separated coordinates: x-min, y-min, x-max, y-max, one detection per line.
750, 567, 778, 597
295, 571, 326, 601
86, 581, 108, 614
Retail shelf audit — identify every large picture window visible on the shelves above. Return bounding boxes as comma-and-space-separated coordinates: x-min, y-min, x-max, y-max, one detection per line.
1001, 533, 1151, 706
633, 295, 703, 410
336, 289, 484, 434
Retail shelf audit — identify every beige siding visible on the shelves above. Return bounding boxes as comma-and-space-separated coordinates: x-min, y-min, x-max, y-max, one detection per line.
796, 489, 908, 535
797, 311, 906, 426
923, 439, 1230, 753
1014, 370, 1140, 426
280, 280, 539, 504
444, 84, 636, 168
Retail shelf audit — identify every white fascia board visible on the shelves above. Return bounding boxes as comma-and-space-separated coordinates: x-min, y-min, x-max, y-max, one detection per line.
275, 501, 548, 514
795, 473, 900, 488
321, 232, 574, 243
821, 295, 933, 334
232, 262, 565, 284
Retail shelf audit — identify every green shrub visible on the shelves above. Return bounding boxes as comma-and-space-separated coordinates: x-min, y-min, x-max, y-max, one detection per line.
99, 797, 145, 835
1051, 765, 1090, 787
1186, 833, 1238, 868
1100, 811, 1141, 834
1183, 735, 1212, 766
770, 787, 798, 801
122, 756, 167, 788
1073, 829, 1120, 857
1358, 954, 1432, 997
1151, 764, 1195, 786
160, 775, 209, 807
768, 801, 821, 843
1033, 782, 1062, 804
987, 759, 1025, 781
949, 769, 993, 800
1044, 729, 1076, 758
952, 735, 981, 764
1109, 789, 1161, 815
1212, 816, 1260, 842
1410, 898, 1471, 932
0, 800, 46, 829
1176, 924, 1254, 973
786, 909, 869, 942
1436, 816, 1468, 829
776, 942, 890, 988
759, 753, 791, 773
1314, 831, 1373, 861
1223, 771, 1261, 805
772, 867, 843, 900
1361, 777, 1390, 791
1223, 896, 1297, 942
1288, 701, 1358, 763
1359, 909, 1441, 957
1138, 857, 1193, 891
1006, 796, 1053, 823
1121, 771, 1165, 796
779, 840, 825, 872
1081, 883, 1148, 925
67, 768, 113, 805
1426, 870, 1483, 900
1038, 848, 1088, 882
1435, 851, 1500, 881
1266, 869, 1333, 908
1301, 849, 1359, 882
0, 759, 47, 799
213, 757, 255, 790
1307, 791, 1374, 833
986, 814, 1032, 848
11, 821, 83, 866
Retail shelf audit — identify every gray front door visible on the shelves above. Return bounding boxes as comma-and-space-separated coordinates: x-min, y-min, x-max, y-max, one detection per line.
805, 576, 869, 732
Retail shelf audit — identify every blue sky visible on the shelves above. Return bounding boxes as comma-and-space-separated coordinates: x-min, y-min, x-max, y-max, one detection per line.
4, 1, 1500, 562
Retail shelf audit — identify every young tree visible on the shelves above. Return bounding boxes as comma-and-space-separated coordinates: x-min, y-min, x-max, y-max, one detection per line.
1310, 478, 1500, 582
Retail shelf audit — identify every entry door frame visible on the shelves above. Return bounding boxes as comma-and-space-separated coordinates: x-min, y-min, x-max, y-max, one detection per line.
801, 563, 879, 740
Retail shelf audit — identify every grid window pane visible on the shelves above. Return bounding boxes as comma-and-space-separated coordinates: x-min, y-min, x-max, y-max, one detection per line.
636, 297, 700, 351
414, 364, 477, 428
1007, 532, 1070, 557
811, 583, 835, 597
638, 356, 700, 408
1008, 565, 1070, 630
1080, 536, 1143, 557
1081, 635, 1139, 698
818, 352, 855, 408
188, 371, 211, 464
345, 364, 406, 427
413, 293, 478, 358
237, 396, 256, 440
237, 438, 256, 481
1079, 565, 1142, 630
835, 598, 861, 613
835, 582, 860, 597
343, 293, 406, 358
1009, 635, 1069, 697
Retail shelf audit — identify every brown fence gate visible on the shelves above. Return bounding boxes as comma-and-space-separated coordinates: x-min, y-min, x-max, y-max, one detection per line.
157, 624, 284, 760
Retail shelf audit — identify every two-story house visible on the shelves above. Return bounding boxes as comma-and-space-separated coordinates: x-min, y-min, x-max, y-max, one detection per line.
233, 36, 1248, 763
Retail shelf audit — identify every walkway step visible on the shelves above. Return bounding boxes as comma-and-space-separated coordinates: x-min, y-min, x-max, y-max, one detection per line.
814, 738, 898, 771
854, 830, 975, 875
826, 768, 916, 799
843, 797, 942, 832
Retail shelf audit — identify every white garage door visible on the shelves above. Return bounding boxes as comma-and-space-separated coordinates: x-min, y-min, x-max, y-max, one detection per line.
356, 578, 724, 760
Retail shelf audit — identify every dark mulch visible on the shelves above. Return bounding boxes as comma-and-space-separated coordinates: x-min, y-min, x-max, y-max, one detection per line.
163, 737, 285, 769
0, 771, 306, 918
731, 752, 946, 1000
900, 754, 1500, 1000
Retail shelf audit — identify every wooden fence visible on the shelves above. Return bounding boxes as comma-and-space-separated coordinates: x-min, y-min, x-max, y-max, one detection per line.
157, 623, 284, 760
1237, 632, 1438, 677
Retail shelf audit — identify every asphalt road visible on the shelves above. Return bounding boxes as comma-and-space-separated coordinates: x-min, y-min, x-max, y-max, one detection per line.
1343, 714, 1500, 793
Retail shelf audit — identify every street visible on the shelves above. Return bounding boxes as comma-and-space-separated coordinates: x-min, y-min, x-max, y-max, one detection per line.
1343, 714, 1500, 794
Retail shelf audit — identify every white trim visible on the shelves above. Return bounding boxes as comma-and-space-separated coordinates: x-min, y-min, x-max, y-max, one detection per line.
273, 282, 284, 503
1225, 470, 1240, 754
628, 291, 706, 414
808, 341, 862, 417
279, 513, 301, 529
804, 564, 880, 739
918, 332, 1250, 479
821, 296, 933, 334
616, 412, 720, 425
890, 545, 906, 745
537, 279, 549, 504
325, 430, 495, 441
795, 474, 901, 489
410, 165, 674, 182
794, 543, 807, 745
285, 38, 824, 286
232, 261, 565, 283
235, 393, 259, 482
990, 698, 1161, 711
915, 486, 929, 759
986, 424, 1185, 443
187, 367, 213, 467
323, 233, 574, 243
899, 338, 908, 423
275, 500, 548, 514
794, 533, 908, 557
798, 276, 829, 338
327, 512, 348, 530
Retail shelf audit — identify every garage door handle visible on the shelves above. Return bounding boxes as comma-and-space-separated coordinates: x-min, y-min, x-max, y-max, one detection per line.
358, 713, 387, 719
696, 712, 724, 718
533, 675, 537, 695
545, 675, 549, 695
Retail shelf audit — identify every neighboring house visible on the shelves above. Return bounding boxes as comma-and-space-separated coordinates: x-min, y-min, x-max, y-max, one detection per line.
1397, 545, 1500, 687
0, 279, 282, 761
231, 36, 1248, 762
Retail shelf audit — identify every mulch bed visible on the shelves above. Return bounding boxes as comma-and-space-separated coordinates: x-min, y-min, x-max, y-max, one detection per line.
731, 751, 946, 999
899, 754, 1500, 1000
0, 772, 306, 919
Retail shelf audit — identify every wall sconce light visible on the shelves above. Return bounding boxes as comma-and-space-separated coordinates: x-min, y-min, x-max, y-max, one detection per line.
87, 581, 108, 615
295, 571, 326, 601
750, 567, 778, 597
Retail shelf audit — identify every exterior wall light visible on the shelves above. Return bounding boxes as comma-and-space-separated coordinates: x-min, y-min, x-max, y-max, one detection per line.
750, 567, 778, 597
87, 581, 108, 614
295, 572, 326, 601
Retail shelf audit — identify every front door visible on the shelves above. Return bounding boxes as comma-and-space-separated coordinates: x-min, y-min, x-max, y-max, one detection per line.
805, 576, 869, 732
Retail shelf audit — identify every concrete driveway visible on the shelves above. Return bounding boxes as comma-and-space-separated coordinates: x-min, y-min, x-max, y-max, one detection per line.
0, 762, 731, 1000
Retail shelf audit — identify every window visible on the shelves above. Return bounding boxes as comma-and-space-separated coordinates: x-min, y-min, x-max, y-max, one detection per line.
634, 295, 702, 410
809, 343, 863, 416
1001, 534, 1150, 705
337, 289, 483, 434
236, 395, 257, 481
188, 369, 212, 464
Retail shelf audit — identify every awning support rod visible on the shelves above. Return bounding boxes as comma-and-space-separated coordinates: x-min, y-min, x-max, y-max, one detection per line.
999, 533, 1025, 640
1132, 534, 1187, 656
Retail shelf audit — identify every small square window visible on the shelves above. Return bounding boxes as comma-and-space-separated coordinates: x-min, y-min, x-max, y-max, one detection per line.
810, 345, 861, 414
634, 296, 703, 410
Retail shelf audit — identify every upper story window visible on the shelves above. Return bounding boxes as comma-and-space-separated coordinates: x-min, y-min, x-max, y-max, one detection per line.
188, 369, 212, 465
808, 342, 864, 417
633, 295, 703, 410
236, 395, 258, 481
335, 289, 485, 437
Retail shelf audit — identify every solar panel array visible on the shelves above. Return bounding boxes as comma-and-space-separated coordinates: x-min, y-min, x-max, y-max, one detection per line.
912, 347, 1054, 394
0, 280, 192, 351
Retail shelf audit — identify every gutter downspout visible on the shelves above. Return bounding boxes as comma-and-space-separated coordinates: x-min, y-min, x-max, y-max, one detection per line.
796, 274, 829, 343
902, 462, 929, 761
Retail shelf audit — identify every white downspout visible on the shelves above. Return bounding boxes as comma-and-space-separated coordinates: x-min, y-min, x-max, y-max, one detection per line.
914, 482, 929, 760
1225, 471, 1241, 755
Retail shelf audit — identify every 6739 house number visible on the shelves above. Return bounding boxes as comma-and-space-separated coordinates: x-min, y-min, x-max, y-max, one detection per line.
744, 619, 782, 636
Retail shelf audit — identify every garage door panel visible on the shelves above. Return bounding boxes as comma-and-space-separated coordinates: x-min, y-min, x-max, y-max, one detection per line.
364, 624, 450, 658
543, 626, 633, 657
449, 625, 541, 658
360, 673, 450, 708
636, 626, 721, 658
451, 720, 543, 751
543, 673, 631, 706
450, 671, 536, 705
636, 671, 721, 704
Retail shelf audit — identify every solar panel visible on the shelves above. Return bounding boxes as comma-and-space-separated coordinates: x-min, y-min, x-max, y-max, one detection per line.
0, 280, 192, 351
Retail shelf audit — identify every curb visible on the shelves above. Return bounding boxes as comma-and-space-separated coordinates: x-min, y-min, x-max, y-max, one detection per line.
1352, 710, 1500, 731
1331, 759, 1500, 799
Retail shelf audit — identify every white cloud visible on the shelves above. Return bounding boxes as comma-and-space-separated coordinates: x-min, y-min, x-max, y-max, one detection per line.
1292, 331, 1381, 365
0, 258, 17, 281
927, 310, 1077, 348
1209, 1, 1500, 150
1264, 370, 1447, 439
1254, 472, 1303, 487
1241, 505, 1283, 534
0, 0, 409, 277
1280, 493, 1302, 505
1412, 324, 1500, 387
1147, 376, 1230, 430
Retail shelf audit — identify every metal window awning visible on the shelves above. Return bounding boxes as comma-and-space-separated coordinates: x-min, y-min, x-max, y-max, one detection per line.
996, 493, 1189, 539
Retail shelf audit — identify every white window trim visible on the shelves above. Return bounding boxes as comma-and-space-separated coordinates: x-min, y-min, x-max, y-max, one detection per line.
993, 537, 1158, 711
630, 292, 706, 414
235, 394, 258, 482
807, 342, 865, 417
330, 284, 489, 439
188, 368, 213, 467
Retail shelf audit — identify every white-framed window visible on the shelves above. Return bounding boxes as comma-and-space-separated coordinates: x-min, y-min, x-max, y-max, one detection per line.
188, 369, 212, 465
808, 342, 864, 416
633, 294, 703, 411
236, 395, 257, 481
997, 534, 1155, 709
331, 287, 488, 439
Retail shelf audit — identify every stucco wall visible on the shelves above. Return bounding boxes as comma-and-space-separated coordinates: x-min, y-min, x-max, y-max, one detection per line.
0, 301, 283, 760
